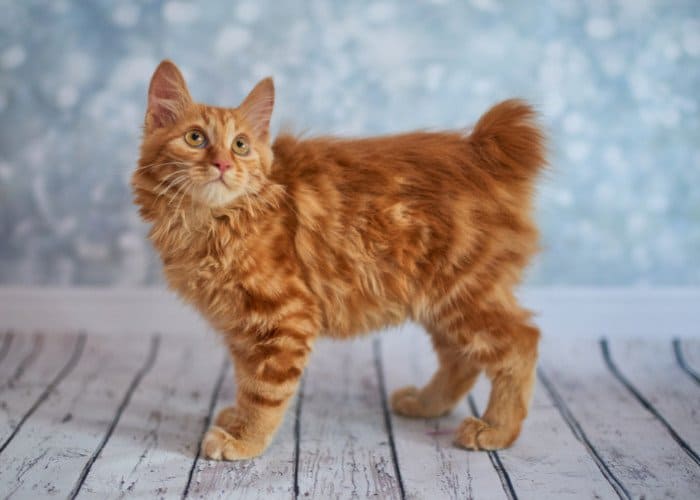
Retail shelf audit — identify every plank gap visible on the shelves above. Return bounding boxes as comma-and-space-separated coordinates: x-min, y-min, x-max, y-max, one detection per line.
536, 367, 630, 500
466, 395, 518, 500
0, 332, 86, 455
373, 337, 407, 500
672, 339, 700, 386
600, 339, 700, 467
181, 353, 229, 499
4, 333, 43, 389
68, 334, 161, 499
0, 331, 14, 366
292, 374, 305, 500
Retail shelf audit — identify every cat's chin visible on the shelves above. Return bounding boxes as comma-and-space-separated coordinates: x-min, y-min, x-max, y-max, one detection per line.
195, 181, 242, 208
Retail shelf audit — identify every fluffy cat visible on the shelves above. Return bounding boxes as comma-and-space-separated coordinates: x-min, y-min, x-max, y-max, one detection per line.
132, 60, 545, 460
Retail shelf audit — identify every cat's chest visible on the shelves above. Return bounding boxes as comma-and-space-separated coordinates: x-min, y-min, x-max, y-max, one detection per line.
157, 225, 252, 303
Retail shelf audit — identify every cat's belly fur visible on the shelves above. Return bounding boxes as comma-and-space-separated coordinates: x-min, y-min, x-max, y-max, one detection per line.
159, 214, 428, 340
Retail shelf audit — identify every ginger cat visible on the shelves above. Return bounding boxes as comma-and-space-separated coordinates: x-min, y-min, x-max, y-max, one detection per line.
132, 60, 545, 461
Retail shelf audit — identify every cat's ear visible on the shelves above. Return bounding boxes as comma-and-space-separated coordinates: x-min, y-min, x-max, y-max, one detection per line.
145, 60, 193, 132
238, 77, 274, 141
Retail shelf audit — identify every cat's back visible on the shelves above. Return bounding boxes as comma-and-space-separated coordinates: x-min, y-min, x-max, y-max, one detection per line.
269, 131, 503, 218
271, 131, 474, 188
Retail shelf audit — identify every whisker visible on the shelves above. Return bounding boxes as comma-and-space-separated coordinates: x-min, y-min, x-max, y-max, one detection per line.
159, 180, 187, 205
173, 183, 193, 215
154, 175, 189, 202
132, 160, 188, 173
168, 179, 192, 208
153, 169, 189, 193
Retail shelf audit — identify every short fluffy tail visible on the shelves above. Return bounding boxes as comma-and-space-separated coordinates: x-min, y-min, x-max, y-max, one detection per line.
468, 99, 546, 181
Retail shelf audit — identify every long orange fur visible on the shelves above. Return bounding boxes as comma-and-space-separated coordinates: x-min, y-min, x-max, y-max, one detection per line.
132, 60, 546, 460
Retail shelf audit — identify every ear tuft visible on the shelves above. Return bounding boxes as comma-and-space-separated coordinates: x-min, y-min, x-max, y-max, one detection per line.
238, 77, 275, 141
146, 60, 192, 131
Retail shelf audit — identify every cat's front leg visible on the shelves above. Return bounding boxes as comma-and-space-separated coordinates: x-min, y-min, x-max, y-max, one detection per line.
202, 325, 316, 460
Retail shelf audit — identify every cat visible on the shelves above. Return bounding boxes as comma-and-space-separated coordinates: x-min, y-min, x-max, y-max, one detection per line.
132, 60, 545, 461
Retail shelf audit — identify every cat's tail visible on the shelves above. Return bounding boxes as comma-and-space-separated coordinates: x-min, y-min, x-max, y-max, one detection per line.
468, 99, 546, 182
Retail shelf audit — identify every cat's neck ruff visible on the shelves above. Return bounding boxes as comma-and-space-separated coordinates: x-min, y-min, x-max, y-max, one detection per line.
148, 180, 287, 249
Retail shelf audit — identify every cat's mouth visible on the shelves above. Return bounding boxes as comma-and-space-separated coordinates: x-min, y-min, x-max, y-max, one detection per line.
204, 175, 230, 189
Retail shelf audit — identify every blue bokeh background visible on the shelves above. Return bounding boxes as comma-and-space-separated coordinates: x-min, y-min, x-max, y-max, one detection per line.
0, 0, 698, 285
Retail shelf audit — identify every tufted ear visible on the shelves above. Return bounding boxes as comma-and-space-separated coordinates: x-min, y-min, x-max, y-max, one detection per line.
238, 77, 274, 141
145, 60, 192, 132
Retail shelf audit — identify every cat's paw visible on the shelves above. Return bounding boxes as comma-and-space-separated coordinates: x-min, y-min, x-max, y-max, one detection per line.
391, 385, 447, 418
201, 426, 263, 461
454, 417, 517, 450
391, 386, 422, 417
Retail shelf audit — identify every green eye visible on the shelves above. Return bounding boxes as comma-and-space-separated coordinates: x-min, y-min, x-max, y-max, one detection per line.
184, 129, 207, 147
232, 134, 250, 155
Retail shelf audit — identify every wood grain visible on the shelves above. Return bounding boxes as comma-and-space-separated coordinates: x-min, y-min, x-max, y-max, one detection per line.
297, 337, 402, 499
469, 373, 619, 499
0, 333, 82, 449
0, 335, 152, 498
381, 324, 506, 500
605, 339, 700, 454
0, 330, 699, 499
77, 335, 224, 499
539, 338, 700, 499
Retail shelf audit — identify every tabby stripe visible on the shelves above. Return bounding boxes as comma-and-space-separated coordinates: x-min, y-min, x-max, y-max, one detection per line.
437, 308, 469, 333
247, 344, 283, 366
276, 327, 311, 341
434, 277, 474, 316
260, 364, 302, 384
241, 389, 285, 408
279, 311, 317, 329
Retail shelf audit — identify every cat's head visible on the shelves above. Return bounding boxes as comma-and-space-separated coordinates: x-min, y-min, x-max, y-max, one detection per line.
133, 60, 274, 213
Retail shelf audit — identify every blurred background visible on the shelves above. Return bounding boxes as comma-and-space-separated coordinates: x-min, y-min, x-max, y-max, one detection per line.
0, 0, 698, 287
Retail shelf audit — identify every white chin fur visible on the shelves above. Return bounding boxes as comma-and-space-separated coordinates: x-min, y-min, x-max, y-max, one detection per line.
197, 180, 241, 207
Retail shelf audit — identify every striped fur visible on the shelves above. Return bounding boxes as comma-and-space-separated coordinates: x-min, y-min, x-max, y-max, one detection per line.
132, 61, 546, 460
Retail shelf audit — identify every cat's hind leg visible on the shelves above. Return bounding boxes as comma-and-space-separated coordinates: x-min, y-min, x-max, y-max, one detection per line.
391, 331, 481, 418
394, 289, 539, 450
454, 312, 539, 450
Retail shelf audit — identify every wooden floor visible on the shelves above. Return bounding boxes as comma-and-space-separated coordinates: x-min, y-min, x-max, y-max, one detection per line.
0, 326, 698, 499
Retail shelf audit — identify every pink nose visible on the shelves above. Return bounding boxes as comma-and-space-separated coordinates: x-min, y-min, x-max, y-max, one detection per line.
213, 160, 231, 173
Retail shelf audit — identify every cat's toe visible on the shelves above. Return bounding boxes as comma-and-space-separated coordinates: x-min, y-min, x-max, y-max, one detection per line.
454, 417, 488, 449
454, 417, 517, 450
202, 426, 261, 461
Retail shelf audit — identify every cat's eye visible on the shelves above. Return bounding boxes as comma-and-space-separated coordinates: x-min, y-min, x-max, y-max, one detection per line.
184, 129, 207, 148
232, 134, 250, 156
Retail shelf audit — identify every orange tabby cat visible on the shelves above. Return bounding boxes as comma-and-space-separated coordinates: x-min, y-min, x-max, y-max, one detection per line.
132, 60, 545, 460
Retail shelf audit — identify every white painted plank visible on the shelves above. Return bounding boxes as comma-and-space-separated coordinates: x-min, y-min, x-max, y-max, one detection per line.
606, 339, 700, 452
381, 324, 507, 500
77, 335, 225, 499
0, 334, 153, 498
469, 375, 618, 499
297, 337, 402, 499
0, 333, 80, 446
539, 338, 700, 499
